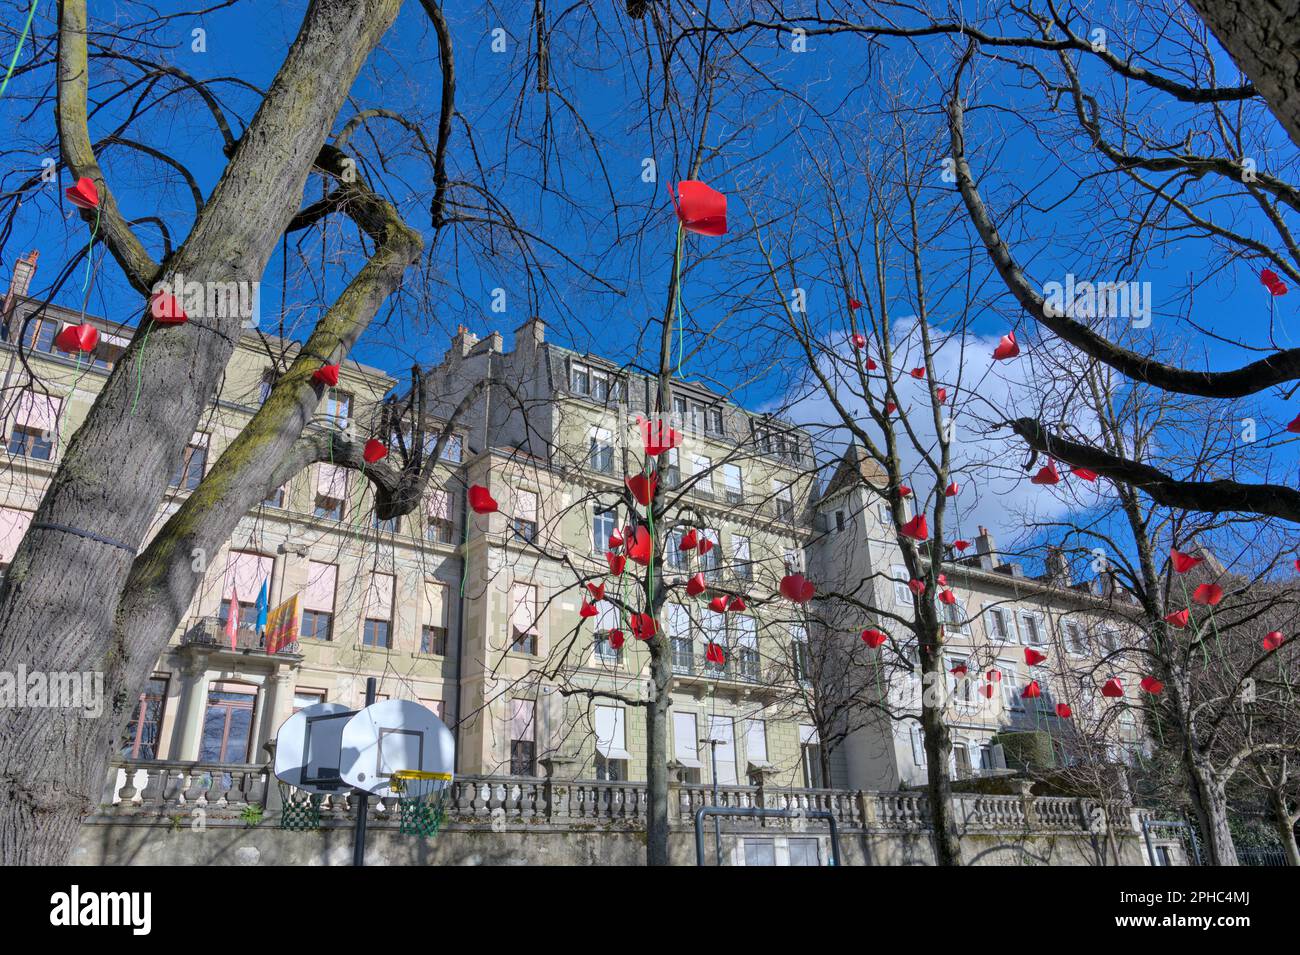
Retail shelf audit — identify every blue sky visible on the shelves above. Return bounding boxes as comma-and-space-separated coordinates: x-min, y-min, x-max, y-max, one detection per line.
2, 1, 1297, 556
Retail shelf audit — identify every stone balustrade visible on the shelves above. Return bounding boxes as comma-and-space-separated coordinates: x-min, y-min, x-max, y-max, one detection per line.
94, 759, 1124, 838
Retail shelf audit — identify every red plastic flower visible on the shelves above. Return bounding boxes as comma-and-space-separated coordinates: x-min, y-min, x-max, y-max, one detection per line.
1170, 547, 1203, 574
671, 180, 727, 236
861, 628, 887, 648
1191, 583, 1223, 607
467, 485, 497, 514
779, 573, 815, 604
992, 331, 1020, 361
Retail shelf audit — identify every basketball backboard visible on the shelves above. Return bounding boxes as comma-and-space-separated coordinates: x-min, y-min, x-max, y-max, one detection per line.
338, 699, 455, 797
274, 702, 355, 794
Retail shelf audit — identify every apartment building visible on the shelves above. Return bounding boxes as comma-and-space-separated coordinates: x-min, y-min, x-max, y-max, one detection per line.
0, 254, 827, 790
808, 444, 1150, 791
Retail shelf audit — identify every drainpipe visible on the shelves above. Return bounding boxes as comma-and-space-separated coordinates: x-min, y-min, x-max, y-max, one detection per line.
452, 481, 467, 776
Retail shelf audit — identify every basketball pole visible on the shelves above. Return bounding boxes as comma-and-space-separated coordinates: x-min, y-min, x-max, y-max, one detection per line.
352, 677, 377, 866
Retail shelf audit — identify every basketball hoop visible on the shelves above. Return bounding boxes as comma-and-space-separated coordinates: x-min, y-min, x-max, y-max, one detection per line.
390, 770, 453, 837
277, 782, 324, 830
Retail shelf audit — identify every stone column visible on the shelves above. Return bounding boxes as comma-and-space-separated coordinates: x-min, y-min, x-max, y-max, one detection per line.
171, 655, 210, 760
256, 669, 295, 754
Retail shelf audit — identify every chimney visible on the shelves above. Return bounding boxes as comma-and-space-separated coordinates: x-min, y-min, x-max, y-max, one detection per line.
469, 330, 503, 356
2, 250, 38, 336
1045, 546, 1072, 586
449, 323, 480, 359
974, 525, 996, 571
515, 316, 545, 349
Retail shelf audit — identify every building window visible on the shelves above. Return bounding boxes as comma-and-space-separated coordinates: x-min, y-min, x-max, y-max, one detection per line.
774, 482, 794, 520
325, 388, 351, 429
291, 690, 326, 713
800, 725, 825, 788
940, 595, 970, 634
510, 699, 536, 775
121, 677, 168, 759
746, 719, 768, 767
262, 485, 285, 508
673, 710, 702, 783
910, 725, 927, 767
706, 407, 724, 435
372, 512, 400, 533
946, 655, 973, 705
722, 462, 743, 504
420, 625, 447, 656
791, 625, 810, 682
734, 616, 759, 681
594, 704, 629, 780
693, 455, 713, 496
301, 609, 334, 642
20, 317, 58, 354
258, 369, 276, 405
700, 529, 720, 579
440, 434, 463, 463
511, 583, 539, 655
362, 619, 391, 648
834, 509, 846, 532
731, 534, 752, 580
425, 489, 455, 544
668, 604, 693, 674
708, 716, 738, 784
661, 447, 680, 487
198, 684, 256, 763
665, 530, 687, 571
570, 362, 591, 396
170, 435, 208, 490
1020, 612, 1044, 645
986, 606, 1013, 642
589, 427, 615, 474
7, 424, 52, 460
593, 508, 616, 554
893, 565, 912, 606
1064, 620, 1089, 655
314, 464, 348, 520
513, 489, 538, 543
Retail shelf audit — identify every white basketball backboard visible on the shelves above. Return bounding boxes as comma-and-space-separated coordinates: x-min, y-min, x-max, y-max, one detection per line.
274, 702, 355, 794
338, 699, 455, 797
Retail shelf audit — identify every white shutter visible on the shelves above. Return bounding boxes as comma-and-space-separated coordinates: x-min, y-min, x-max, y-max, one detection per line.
595, 705, 630, 760
745, 719, 768, 765
910, 726, 927, 766
708, 717, 737, 784
673, 711, 700, 766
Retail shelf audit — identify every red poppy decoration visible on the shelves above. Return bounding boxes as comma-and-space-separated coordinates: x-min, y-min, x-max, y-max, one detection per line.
1263, 631, 1285, 652
1294, 558, 1300, 573
579, 601, 599, 619
992, 331, 1020, 361
630, 613, 657, 640
625, 471, 657, 507
866, 357, 878, 371
937, 574, 947, 586
627, 526, 653, 566
779, 573, 815, 604
362, 439, 388, 464
981, 684, 996, 699
851, 332, 867, 350
944, 482, 959, 497
608, 630, 625, 650
907, 578, 926, 596
697, 538, 714, 556
848, 297, 862, 311
1101, 678, 1124, 698
608, 528, 624, 549
899, 514, 929, 541
606, 552, 626, 575
1071, 467, 1098, 482
637, 415, 684, 457
587, 581, 605, 602
1024, 648, 1047, 666
65, 176, 99, 210
671, 180, 727, 236
709, 595, 729, 614
1139, 676, 1164, 695
950, 663, 968, 676
1055, 703, 1072, 719
939, 589, 957, 606
885, 401, 898, 415
1192, 583, 1224, 607
686, 573, 707, 597
1261, 268, 1289, 296
986, 670, 1002, 682
1021, 680, 1042, 699
705, 642, 726, 665
1170, 547, 1203, 574
898, 485, 912, 498
467, 485, 497, 514
936, 387, 948, 403
728, 596, 747, 612
149, 291, 189, 325
1163, 609, 1190, 629
54, 323, 98, 354
1287, 414, 1300, 434
952, 539, 970, 552
861, 628, 887, 648
910, 367, 925, 380
312, 363, 340, 387
1031, 461, 1061, 485
679, 528, 698, 551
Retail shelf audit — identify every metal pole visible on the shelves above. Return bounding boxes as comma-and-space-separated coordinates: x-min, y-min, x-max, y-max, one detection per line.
708, 738, 722, 864
352, 677, 377, 867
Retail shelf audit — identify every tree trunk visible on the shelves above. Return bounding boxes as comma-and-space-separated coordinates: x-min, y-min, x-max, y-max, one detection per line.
1185, 755, 1239, 865
1267, 787, 1300, 867
1187, 0, 1300, 151
918, 627, 962, 865
644, 643, 672, 865
0, 0, 404, 866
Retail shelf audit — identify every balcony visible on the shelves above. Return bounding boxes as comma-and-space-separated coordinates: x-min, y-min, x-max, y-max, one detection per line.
671, 649, 763, 685
180, 616, 299, 656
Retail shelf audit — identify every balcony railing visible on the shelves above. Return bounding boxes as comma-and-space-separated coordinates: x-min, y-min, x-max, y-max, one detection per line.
671, 650, 762, 684
181, 617, 299, 655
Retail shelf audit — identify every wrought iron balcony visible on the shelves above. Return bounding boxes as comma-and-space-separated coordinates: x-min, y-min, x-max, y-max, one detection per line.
180, 616, 299, 656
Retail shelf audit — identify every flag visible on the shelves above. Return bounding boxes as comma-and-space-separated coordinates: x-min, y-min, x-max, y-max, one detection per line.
265, 594, 301, 655
225, 587, 239, 650
255, 580, 269, 635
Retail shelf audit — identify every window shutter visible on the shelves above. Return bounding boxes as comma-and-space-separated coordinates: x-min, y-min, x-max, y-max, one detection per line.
223, 551, 272, 601
317, 463, 347, 499
511, 699, 535, 741
424, 580, 448, 628
0, 507, 33, 564
304, 561, 337, 611
673, 711, 700, 766
14, 390, 61, 432
366, 571, 394, 620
